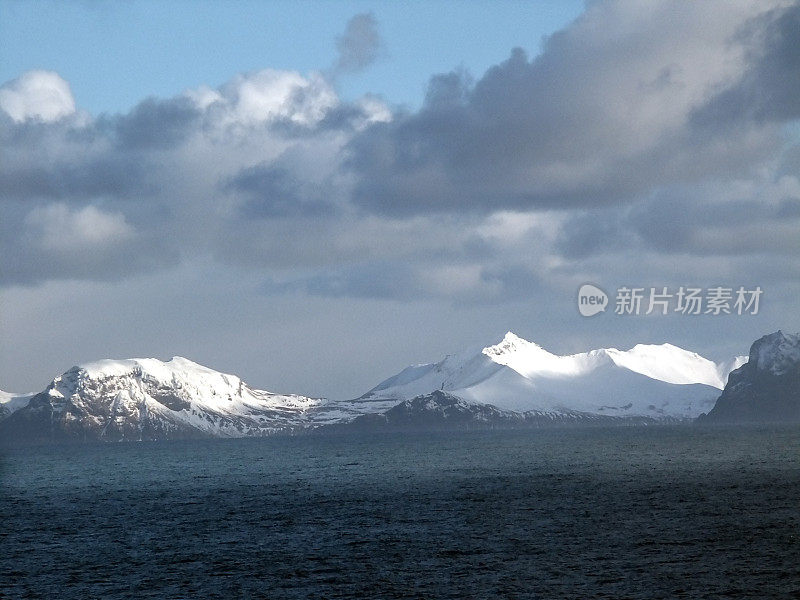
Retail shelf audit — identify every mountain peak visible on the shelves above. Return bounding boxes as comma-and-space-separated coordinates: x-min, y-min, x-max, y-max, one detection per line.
484, 331, 546, 356
502, 331, 526, 343
702, 331, 800, 424
72, 356, 236, 382
482, 332, 575, 378
485, 331, 533, 354
748, 330, 800, 376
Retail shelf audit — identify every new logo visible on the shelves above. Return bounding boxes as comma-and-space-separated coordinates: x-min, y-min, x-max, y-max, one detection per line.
578, 284, 608, 317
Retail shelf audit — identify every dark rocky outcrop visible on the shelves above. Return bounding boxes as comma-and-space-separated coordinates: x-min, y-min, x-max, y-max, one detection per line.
700, 331, 800, 424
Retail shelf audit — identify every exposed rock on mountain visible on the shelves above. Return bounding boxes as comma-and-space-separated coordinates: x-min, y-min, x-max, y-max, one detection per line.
700, 331, 800, 424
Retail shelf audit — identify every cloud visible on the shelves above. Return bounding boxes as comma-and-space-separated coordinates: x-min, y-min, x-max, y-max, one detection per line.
626, 178, 800, 256
0, 0, 798, 308
25, 203, 134, 251
0, 70, 76, 123
334, 13, 382, 75
0, 65, 383, 286
0, 201, 175, 286
346, 1, 792, 215
217, 69, 338, 126
224, 164, 335, 218
554, 174, 800, 260
554, 210, 631, 260
692, 3, 800, 125
268, 262, 418, 300
261, 260, 530, 304
0, 150, 152, 200
111, 96, 201, 150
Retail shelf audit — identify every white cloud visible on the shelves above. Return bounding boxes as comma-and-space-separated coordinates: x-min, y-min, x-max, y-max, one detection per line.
0, 70, 76, 123
196, 69, 339, 127
25, 203, 134, 251
357, 95, 392, 125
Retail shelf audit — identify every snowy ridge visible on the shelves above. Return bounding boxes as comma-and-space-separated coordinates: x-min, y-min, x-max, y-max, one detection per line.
0, 356, 340, 442
0, 390, 34, 417
0, 331, 762, 443
483, 332, 726, 387
360, 332, 747, 420
57, 356, 321, 413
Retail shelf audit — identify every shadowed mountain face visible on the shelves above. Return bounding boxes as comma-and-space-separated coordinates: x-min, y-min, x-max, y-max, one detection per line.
340, 390, 668, 432
701, 331, 800, 424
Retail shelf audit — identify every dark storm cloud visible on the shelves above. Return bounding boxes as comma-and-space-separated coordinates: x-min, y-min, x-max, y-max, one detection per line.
627, 194, 768, 250
334, 13, 382, 74
110, 96, 201, 150
0, 97, 180, 284
0, 156, 152, 200
693, 4, 800, 126
346, 3, 796, 216
554, 210, 632, 260
224, 164, 335, 218
0, 64, 362, 285
0, 116, 153, 199
258, 251, 551, 305
627, 192, 800, 256
556, 184, 800, 260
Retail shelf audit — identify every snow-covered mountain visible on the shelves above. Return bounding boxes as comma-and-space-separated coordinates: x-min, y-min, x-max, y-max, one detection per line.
701, 331, 800, 424
357, 332, 746, 420
0, 332, 755, 444
0, 390, 33, 419
0, 356, 377, 444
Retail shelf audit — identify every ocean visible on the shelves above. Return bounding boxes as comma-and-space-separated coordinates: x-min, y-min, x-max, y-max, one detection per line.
2, 425, 798, 599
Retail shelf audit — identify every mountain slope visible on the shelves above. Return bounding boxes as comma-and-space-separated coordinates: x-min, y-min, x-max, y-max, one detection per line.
0, 390, 33, 419
359, 332, 744, 420
340, 390, 666, 432
700, 331, 800, 424
0, 357, 338, 445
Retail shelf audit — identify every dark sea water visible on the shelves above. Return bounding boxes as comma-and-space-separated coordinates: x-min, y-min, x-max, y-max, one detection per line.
2, 426, 799, 599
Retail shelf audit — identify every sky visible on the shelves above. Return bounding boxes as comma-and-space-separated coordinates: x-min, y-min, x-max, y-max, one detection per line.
1, 0, 799, 400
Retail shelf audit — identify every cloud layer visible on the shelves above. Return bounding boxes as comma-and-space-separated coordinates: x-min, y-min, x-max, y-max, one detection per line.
1, 2, 799, 397
348, 2, 794, 215
2, 1, 797, 294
